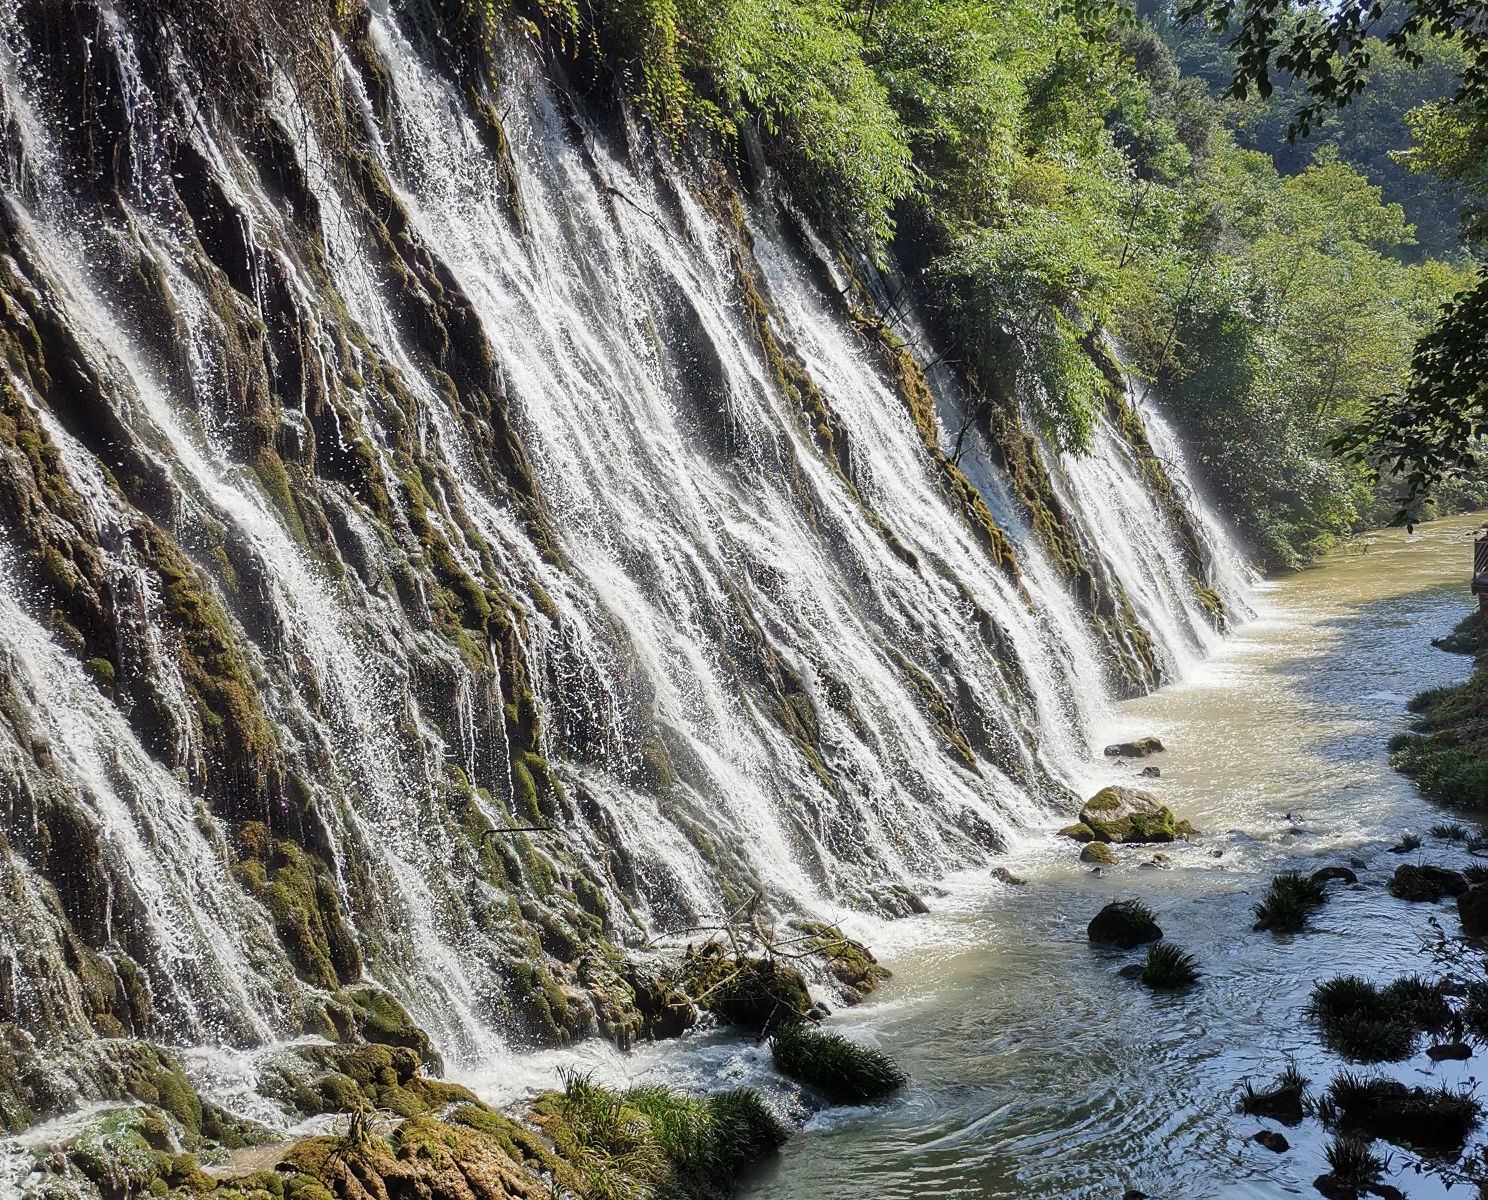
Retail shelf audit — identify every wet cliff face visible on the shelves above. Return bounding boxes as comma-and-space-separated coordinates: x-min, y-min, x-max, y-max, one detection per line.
0, 0, 1245, 1121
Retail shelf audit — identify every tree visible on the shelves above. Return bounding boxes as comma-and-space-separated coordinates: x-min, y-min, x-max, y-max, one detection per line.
1175, 0, 1488, 508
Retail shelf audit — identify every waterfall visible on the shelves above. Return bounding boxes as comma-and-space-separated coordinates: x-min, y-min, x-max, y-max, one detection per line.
0, 0, 1252, 1135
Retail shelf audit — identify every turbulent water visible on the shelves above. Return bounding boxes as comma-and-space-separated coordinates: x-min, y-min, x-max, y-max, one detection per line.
0, 0, 1246, 1165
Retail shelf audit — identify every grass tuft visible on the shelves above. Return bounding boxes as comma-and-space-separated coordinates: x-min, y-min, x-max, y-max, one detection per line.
1253, 871, 1327, 932
1379, 975, 1451, 1032
534, 1071, 787, 1198
1323, 1134, 1385, 1192
1237, 1060, 1308, 1124
1432, 822, 1469, 841
770, 1022, 906, 1103
1141, 942, 1199, 989
1323, 1071, 1481, 1151
1307, 976, 1420, 1063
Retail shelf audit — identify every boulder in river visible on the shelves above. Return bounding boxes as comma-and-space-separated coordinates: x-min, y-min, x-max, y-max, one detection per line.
1458, 882, 1488, 936
1104, 736, 1165, 758
1428, 1041, 1472, 1061
1079, 787, 1181, 844
990, 867, 1027, 886
1388, 864, 1468, 902
1253, 1130, 1290, 1153
1310, 866, 1358, 887
1140, 766, 1161, 778
1081, 843, 1116, 865
1059, 822, 1096, 843
1087, 900, 1162, 948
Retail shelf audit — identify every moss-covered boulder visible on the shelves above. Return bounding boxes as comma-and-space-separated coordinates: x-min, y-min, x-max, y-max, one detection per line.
339, 983, 442, 1073
1460, 883, 1488, 937
1058, 822, 1096, 843
1078, 787, 1179, 844
682, 945, 812, 1034
281, 1109, 557, 1200
261, 1043, 477, 1119
790, 921, 890, 1003
1087, 900, 1162, 948
1081, 842, 1117, 865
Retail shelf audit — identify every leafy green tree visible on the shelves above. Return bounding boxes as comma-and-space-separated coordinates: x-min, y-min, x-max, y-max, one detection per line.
1173, 0, 1488, 507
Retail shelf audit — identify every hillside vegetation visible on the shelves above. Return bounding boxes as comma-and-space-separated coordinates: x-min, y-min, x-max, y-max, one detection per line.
484, 0, 1481, 567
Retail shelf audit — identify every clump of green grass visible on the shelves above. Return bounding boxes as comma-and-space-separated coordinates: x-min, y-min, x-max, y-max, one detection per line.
1307, 976, 1418, 1063
1391, 832, 1424, 853
1462, 982, 1488, 1038
1379, 975, 1451, 1032
1465, 863, 1488, 888
1141, 942, 1199, 989
1237, 1060, 1308, 1125
1322, 1071, 1481, 1152
1432, 822, 1469, 841
770, 1022, 906, 1102
534, 1071, 787, 1198
1253, 871, 1327, 932
1322, 1134, 1385, 1194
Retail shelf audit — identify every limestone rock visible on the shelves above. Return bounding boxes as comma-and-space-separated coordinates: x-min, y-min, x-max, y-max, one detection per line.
1104, 736, 1165, 758
1079, 787, 1178, 844
1389, 864, 1467, 902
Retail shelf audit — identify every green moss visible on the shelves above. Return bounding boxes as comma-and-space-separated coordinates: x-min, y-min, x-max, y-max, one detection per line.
339, 984, 439, 1070
144, 528, 279, 796
234, 824, 361, 989
682, 946, 812, 1034
789, 922, 888, 1001
69, 1107, 176, 1197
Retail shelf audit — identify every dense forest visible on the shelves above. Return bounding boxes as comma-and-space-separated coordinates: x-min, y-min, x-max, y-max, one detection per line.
468, 0, 1484, 568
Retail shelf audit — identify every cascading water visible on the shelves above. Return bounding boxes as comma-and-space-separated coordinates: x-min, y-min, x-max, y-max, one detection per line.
0, 0, 1252, 1166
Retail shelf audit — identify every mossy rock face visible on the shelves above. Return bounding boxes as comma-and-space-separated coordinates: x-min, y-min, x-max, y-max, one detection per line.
682, 946, 812, 1034
260, 1043, 476, 1119
233, 824, 361, 990
1087, 900, 1162, 948
1059, 822, 1096, 843
621, 959, 697, 1042
576, 951, 644, 1050
67, 1106, 177, 1198
1078, 787, 1177, 844
339, 983, 442, 1074
1080, 842, 1117, 865
1389, 864, 1468, 902
789, 921, 890, 1004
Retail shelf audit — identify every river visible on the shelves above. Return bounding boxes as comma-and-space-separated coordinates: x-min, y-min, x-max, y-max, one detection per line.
457, 514, 1485, 1198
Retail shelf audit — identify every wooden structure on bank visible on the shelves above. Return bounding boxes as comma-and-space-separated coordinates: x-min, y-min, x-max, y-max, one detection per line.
1477, 533, 1488, 613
